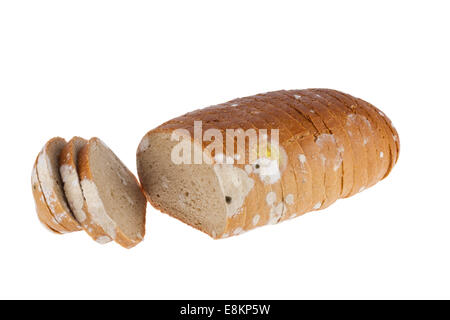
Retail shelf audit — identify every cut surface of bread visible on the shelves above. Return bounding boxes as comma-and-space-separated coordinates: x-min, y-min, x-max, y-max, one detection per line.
60, 137, 113, 244
137, 88, 400, 239
36, 137, 81, 232
78, 138, 146, 248
138, 132, 228, 238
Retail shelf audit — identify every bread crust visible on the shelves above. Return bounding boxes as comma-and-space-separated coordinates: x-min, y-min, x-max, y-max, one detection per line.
294, 91, 345, 201
281, 91, 341, 209
308, 90, 368, 197
353, 95, 399, 179
296, 90, 354, 198
273, 92, 328, 209
328, 90, 379, 192
327, 90, 392, 184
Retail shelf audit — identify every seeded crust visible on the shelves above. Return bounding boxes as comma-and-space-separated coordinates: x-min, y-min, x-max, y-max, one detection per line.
59, 137, 112, 244
78, 138, 146, 248
138, 89, 400, 239
36, 138, 82, 232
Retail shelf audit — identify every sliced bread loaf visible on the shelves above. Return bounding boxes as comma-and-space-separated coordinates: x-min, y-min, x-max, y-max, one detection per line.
137, 89, 400, 239
78, 138, 147, 248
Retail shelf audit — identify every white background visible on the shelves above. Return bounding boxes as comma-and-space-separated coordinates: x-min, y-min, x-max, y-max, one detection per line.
0, 0, 448, 299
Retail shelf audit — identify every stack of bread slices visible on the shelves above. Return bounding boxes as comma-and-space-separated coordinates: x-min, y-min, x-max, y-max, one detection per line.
31, 137, 146, 248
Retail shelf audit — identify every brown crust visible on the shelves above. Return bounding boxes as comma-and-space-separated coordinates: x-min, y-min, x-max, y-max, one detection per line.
308, 90, 368, 197
295, 91, 345, 200
271, 92, 328, 209
281, 91, 341, 209
326, 90, 392, 184
353, 96, 399, 179
255, 92, 320, 214
305, 90, 371, 193
297, 90, 354, 198
78, 137, 146, 248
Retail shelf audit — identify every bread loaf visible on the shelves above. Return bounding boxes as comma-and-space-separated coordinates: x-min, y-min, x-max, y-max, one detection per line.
137, 88, 400, 239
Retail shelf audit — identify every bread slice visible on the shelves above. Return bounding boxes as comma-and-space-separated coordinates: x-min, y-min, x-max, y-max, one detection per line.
59, 137, 113, 244
78, 138, 146, 248
36, 138, 82, 232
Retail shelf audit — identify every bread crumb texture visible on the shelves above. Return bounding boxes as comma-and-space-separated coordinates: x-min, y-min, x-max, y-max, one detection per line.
80, 179, 117, 240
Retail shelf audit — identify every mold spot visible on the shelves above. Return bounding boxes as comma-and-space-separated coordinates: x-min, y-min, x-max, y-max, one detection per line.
266, 192, 276, 206
252, 214, 260, 226
298, 154, 307, 164
225, 196, 232, 204
285, 194, 294, 205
